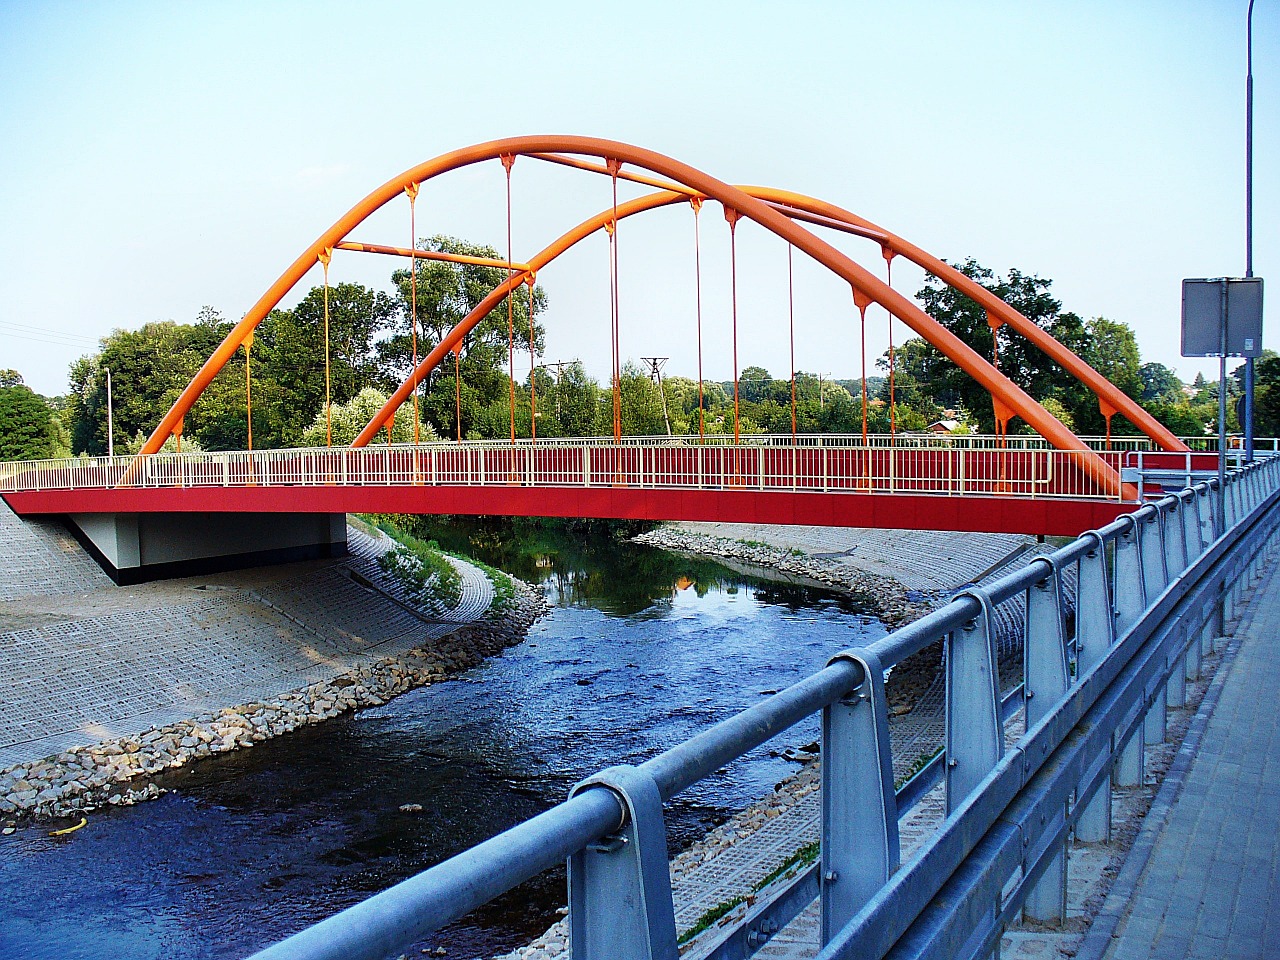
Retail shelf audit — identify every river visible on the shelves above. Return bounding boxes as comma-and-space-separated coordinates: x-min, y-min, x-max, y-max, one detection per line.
0, 519, 885, 960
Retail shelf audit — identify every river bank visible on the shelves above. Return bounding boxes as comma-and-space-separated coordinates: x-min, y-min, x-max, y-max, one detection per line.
3, 517, 887, 960
0, 582, 546, 824
0, 506, 550, 826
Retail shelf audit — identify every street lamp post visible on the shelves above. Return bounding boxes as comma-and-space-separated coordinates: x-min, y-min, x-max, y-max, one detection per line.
1245, 0, 1257, 461
105, 366, 114, 459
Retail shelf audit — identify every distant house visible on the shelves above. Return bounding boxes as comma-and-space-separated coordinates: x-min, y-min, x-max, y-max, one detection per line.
928, 419, 962, 434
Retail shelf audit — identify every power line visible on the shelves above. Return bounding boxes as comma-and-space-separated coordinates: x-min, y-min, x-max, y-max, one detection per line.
0, 319, 100, 343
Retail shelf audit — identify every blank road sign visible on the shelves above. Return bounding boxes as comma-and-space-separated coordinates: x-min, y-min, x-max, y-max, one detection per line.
1181, 277, 1265, 358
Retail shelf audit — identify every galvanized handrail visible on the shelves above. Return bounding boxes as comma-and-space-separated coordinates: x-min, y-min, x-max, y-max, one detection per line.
245, 454, 1279, 960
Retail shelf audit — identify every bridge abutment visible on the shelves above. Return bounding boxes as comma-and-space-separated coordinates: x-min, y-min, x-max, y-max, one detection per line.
66, 511, 348, 585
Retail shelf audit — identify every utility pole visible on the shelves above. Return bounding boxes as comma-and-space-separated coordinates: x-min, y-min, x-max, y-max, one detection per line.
105, 366, 114, 459
640, 357, 672, 436
538, 360, 574, 421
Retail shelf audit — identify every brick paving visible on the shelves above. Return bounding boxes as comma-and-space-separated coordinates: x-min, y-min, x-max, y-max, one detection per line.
1079, 558, 1280, 960
0, 500, 111, 602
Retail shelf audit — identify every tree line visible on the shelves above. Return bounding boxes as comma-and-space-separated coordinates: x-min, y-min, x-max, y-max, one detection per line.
1, 243, 1271, 462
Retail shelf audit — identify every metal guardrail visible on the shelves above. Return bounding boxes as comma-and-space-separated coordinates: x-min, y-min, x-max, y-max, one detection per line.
243, 456, 1280, 960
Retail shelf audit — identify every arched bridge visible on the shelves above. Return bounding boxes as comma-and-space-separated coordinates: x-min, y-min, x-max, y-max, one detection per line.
3, 136, 1211, 545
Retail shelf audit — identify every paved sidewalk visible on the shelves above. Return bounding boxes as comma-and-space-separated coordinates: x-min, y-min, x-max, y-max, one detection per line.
1081, 559, 1280, 959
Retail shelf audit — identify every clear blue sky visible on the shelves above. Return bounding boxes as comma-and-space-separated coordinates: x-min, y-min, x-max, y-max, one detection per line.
1, 0, 1274, 398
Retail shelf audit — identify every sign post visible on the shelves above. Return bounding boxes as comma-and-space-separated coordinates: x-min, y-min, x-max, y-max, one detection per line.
1182, 276, 1265, 523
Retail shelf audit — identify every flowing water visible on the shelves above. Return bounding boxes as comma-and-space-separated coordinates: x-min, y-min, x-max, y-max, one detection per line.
0, 520, 885, 960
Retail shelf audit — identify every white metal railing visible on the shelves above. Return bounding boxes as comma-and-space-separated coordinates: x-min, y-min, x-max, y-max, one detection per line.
5, 435, 1267, 502
0, 438, 1140, 501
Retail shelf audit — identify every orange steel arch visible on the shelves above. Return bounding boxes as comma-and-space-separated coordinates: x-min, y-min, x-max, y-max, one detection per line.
142, 136, 1149, 492
357, 180, 1182, 455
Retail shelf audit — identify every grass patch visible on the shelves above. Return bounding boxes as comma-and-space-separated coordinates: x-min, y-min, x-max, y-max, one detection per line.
752, 839, 820, 893
372, 524, 463, 610
677, 896, 746, 945
448, 553, 517, 616
676, 839, 821, 946
896, 746, 944, 789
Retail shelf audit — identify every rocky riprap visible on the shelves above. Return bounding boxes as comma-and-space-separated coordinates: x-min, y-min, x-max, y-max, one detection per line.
632, 528, 935, 628
0, 582, 548, 824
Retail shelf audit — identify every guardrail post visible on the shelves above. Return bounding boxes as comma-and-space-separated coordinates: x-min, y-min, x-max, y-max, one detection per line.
1209, 478, 1224, 539
1113, 516, 1145, 633
1023, 559, 1070, 921
1167, 625, 1188, 708
821, 649, 899, 944
1163, 503, 1190, 706
1164, 500, 1187, 577
568, 765, 678, 960
1139, 508, 1168, 599
1074, 537, 1115, 843
1185, 608, 1203, 681
1113, 517, 1146, 787
1138, 508, 1169, 744
1197, 484, 1215, 548
946, 589, 1003, 814
1181, 491, 1200, 563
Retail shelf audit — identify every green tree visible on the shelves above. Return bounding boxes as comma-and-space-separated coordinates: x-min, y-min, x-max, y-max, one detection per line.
545, 361, 600, 437
1139, 362, 1184, 403
907, 260, 1147, 435
1247, 353, 1280, 436
67, 322, 227, 455
1083, 317, 1141, 400
613, 362, 667, 436
251, 283, 396, 447
0, 383, 63, 460
301, 387, 439, 446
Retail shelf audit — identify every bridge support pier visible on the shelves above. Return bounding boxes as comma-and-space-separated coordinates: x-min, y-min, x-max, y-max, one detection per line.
67, 511, 348, 585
